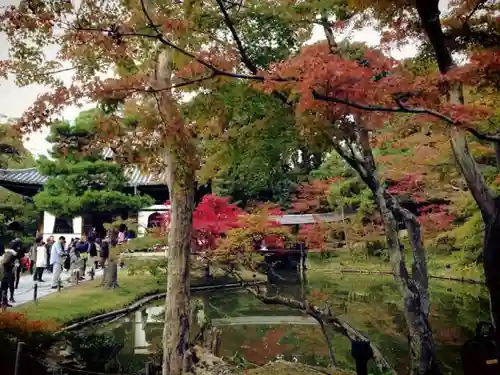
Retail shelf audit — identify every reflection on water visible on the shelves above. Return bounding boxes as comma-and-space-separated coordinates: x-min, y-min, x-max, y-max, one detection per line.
105, 269, 490, 375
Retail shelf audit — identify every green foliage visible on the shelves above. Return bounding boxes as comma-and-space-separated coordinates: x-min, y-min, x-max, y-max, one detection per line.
0, 123, 35, 169
0, 123, 39, 244
311, 153, 375, 217
34, 111, 153, 217
47, 109, 103, 161
67, 332, 123, 372
234, 11, 303, 70
124, 235, 168, 253
307, 250, 339, 261
35, 180, 152, 218
427, 212, 484, 264
126, 258, 168, 279
450, 212, 484, 264
187, 82, 303, 207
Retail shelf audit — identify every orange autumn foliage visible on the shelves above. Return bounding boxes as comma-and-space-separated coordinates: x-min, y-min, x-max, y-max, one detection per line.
0, 312, 60, 353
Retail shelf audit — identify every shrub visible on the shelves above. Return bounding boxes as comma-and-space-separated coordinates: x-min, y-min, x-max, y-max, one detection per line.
67, 332, 123, 372
0, 312, 60, 354
308, 250, 338, 261
450, 212, 484, 264
363, 239, 387, 258
427, 233, 459, 255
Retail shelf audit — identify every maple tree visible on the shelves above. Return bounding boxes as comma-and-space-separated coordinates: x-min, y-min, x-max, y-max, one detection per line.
313, 0, 500, 343
163, 194, 242, 276
2, 0, 496, 373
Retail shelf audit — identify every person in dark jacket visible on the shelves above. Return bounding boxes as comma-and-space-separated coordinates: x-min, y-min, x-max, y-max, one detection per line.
75, 240, 88, 279
1, 239, 21, 306
87, 236, 99, 273
14, 240, 27, 290
45, 235, 55, 272
100, 240, 110, 268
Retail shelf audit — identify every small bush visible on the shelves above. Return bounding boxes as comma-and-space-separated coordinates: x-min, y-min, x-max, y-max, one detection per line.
428, 233, 459, 255
308, 250, 338, 261
67, 332, 123, 372
0, 312, 60, 354
364, 240, 387, 258
450, 212, 484, 264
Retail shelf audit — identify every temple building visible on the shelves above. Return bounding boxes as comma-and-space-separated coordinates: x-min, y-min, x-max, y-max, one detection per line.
0, 165, 210, 242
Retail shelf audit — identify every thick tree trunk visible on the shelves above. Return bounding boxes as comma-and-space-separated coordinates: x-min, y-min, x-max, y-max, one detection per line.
415, 0, 500, 335
358, 129, 439, 375
153, 48, 198, 375
484, 209, 500, 335
103, 260, 118, 289
329, 125, 439, 374
162, 176, 194, 375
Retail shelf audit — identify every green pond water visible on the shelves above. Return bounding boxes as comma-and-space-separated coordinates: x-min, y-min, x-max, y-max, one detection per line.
102, 271, 489, 375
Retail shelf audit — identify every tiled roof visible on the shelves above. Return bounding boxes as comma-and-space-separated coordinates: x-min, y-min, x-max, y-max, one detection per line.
270, 213, 344, 225
0, 167, 168, 187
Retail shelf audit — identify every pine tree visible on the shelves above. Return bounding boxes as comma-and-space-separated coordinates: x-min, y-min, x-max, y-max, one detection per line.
34, 109, 153, 220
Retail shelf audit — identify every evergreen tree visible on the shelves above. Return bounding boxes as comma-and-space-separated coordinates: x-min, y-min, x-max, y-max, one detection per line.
34, 110, 153, 218
0, 122, 39, 244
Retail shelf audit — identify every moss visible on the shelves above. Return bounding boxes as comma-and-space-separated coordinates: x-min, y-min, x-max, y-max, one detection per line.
427, 233, 459, 255
448, 212, 484, 263
242, 361, 349, 375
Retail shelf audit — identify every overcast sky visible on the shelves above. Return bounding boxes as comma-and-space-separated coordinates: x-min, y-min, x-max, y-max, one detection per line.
0, 0, 419, 159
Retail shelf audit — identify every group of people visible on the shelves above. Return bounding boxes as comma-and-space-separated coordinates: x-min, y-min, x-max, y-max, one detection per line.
0, 233, 112, 308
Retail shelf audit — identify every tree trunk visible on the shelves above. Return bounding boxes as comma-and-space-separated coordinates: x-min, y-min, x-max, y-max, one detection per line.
153, 48, 198, 375
103, 260, 118, 289
162, 179, 194, 375
415, 0, 500, 334
358, 128, 440, 375
484, 209, 500, 335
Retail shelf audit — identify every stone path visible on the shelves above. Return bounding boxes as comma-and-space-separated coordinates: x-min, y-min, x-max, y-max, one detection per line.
10, 267, 104, 307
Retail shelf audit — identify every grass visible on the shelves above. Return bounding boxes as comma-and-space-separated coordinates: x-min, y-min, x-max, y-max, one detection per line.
308, 249, 484, 281
14, 266, 264, 325
14, 270, 162, 324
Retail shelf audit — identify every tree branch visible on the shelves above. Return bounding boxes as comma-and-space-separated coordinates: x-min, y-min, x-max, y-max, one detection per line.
216, 265, 396, 374
215, 0, 257, 74
313, 90, 500, 144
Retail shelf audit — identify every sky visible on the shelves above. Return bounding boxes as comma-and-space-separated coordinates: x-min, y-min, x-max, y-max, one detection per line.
0, 0, 419, 158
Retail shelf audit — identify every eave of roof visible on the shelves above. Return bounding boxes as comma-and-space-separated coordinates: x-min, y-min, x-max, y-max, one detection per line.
270, 213, 344, 225
0, 167, 168, 187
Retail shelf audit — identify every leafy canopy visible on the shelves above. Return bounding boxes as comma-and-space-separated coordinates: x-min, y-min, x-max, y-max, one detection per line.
34, 111, 153, 217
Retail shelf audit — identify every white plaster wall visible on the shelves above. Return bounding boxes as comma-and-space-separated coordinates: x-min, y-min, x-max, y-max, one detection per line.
42, 211, 82, 245
137, 205, 170, 237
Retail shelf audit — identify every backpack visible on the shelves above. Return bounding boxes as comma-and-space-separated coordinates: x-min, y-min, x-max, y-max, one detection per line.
89, 242, 97, 257
63, 254, 71, 270
461, 322, 500, 375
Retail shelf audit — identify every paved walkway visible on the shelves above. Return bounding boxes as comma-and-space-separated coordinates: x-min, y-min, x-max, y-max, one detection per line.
10, 267, 104, 307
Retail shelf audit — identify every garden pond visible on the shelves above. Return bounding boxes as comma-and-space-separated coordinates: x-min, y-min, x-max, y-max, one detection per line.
87, 270, 490, 375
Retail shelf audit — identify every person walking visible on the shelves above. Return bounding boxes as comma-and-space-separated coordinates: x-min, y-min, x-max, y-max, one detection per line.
0, 244, 11, 308
33, 235, 47, 282
1, 239, 21, 305
45, 235, 55, 272
28, 241, 36, 275
76, 239, 88, 280
12, 239, 24, 290
100, 240, 110, 269
88, 236, 99, 273
50, 236, 66, 289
